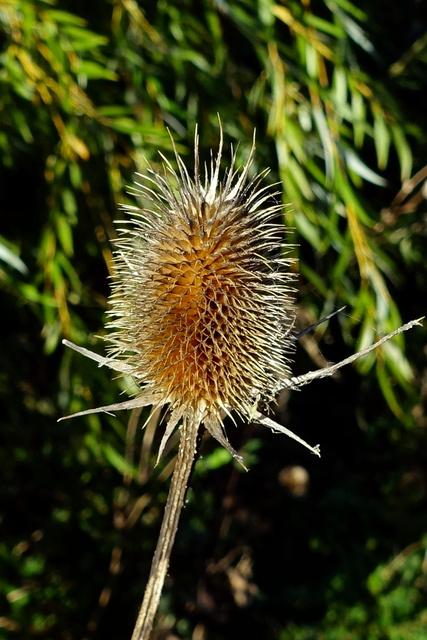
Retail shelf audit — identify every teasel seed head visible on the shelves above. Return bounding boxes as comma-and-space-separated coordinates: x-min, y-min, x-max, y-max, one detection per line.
101, 127, 297, 461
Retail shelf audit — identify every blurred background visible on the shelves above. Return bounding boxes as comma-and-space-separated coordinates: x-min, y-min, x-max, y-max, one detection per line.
0, 1, 426, 638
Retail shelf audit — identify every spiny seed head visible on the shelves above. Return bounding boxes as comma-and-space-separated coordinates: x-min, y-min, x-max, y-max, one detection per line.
106, 128, 296, 460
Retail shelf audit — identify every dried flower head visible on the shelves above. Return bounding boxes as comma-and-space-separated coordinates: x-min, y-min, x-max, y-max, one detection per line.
61, 127, 298, 462
106, 128, 296, 459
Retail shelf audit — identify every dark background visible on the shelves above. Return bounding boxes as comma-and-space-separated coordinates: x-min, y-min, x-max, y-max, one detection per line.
1, 1, 426, 638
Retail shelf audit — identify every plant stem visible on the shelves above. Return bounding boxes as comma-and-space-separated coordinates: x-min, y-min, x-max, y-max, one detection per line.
131, 416, 200, 640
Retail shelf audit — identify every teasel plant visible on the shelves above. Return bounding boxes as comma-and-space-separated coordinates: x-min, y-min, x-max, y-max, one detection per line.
60, 125, 422, 640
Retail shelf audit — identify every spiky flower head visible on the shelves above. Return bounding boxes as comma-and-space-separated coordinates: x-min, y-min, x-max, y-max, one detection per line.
102, 128, 296, 460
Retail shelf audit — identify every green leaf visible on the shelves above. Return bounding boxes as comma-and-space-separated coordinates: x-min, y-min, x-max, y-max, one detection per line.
341, 147, 388, 186
61, 25, 108, 51
101, 443, 132, 476
43, 9, 87, 26
327, 0, 367, 23
391, 124, 413, 180
196, 447, 232, 474
108, 117, 140, 135
55, 215, 74, 257
0, 240, 28, 275
299, 262, 331, 298
18, 283, 57, 307
61, 188, 77, 218
312, 103, 334, 181
351, 89, 366, 148
97, 106, 135, 117
333, 66, 348, 109
77, 61, 118, 81
372, 107, 391, 170
376, 360, 405, 419
304, 13, 343, 37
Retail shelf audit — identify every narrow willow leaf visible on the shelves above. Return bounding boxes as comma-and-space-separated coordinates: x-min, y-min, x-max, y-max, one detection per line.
376, 361, 405, 420
312, 104, 334, 181
55, 215, 74, 257
373, 107, 391, 170
341, 147, 388, 186
294, 210, 323, 249
0, 242, 28, 275
351, 89, 366, 148
391, 125, 413, 181
77, 60, 118, 81
333, 66, 348, 108
44, 9, 87, 26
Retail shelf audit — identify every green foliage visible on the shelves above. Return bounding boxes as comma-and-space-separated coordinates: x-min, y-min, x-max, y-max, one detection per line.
1, 0, 426, 639
280, 538, 427, 639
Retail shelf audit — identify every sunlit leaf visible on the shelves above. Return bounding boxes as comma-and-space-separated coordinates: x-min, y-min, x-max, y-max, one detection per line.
0, 240, 28, 275
341, 146, 388, 186
42, 9, 87, 26
77, 61, 118, 81
391, 124, 413, 180
61, 25, 108, 51
55, 216, 74, 257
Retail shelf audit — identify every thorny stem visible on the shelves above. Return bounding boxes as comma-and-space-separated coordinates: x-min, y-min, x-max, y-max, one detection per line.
131, 416, 200, 640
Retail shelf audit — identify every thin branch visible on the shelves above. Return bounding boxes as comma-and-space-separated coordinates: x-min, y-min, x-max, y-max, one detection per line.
131, 416, 200, 640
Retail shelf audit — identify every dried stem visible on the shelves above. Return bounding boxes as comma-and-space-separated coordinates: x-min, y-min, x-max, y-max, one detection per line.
131, 416, 200, 640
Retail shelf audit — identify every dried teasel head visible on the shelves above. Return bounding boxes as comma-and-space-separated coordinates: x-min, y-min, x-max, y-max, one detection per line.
62, 127, 297, 462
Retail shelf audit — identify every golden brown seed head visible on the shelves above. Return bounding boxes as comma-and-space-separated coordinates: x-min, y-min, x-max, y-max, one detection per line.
106, 130, 296, 458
